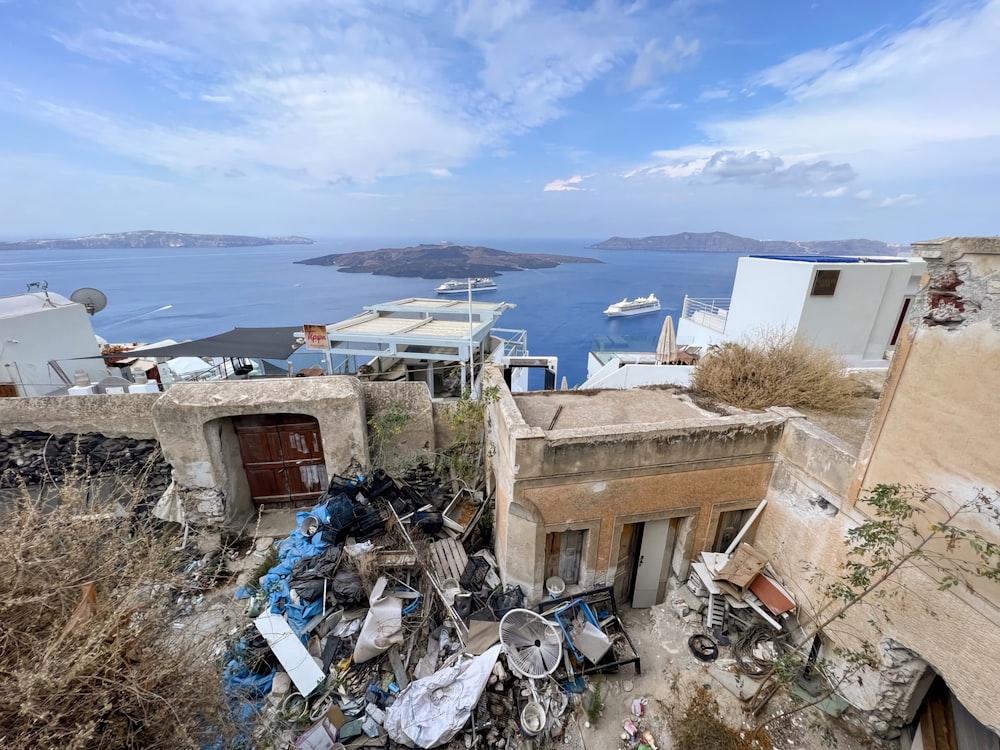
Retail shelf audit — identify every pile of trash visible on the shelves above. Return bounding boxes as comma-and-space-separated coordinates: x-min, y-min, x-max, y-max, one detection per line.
222, 466, 643, 749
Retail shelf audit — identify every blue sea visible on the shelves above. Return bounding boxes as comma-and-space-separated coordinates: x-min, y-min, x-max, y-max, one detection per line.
0, 238, 742, 387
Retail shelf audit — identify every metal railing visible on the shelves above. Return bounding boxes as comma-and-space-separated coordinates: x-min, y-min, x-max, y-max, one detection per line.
680, 296, 731, 333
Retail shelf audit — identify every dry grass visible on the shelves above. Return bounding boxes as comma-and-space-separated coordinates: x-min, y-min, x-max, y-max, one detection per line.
691, 329, 863, 413
669, 686, 772, 750
0, 469, 233, 750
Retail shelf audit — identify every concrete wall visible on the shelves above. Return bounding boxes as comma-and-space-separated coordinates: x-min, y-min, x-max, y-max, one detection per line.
362, 381, 435, 465
0, 294, 110, 396
0, 393, 160, 437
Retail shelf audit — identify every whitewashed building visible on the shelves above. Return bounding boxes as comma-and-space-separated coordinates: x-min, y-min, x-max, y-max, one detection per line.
0, 291, 110, 397
677, 254, 926, 367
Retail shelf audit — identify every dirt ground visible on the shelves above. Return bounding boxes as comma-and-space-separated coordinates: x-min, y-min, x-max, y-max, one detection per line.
569, 582, 881, 750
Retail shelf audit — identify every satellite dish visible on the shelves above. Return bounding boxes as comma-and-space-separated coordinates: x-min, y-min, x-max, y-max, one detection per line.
70, 288, 108, 316
499, 608, 563, 679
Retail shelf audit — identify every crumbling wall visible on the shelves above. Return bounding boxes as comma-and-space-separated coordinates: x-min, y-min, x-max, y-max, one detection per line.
757, 237, 1000, 739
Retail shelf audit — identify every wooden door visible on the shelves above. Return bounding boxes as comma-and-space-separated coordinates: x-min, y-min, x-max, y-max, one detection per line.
234, 414, 327, 506
0, 383, 18, 398
614, 523, 641, 606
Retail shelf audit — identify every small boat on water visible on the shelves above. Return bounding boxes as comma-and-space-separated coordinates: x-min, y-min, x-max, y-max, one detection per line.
604, 293, 661, 318
435, 277, 497, 294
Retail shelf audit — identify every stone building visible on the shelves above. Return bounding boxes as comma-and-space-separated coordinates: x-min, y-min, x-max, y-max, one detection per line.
485, 237, 1000, 745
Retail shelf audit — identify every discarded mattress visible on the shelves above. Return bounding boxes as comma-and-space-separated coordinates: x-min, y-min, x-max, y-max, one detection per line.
384, 644, 501, 748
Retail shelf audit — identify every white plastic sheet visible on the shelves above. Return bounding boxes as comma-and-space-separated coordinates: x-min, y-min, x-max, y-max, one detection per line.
384, 645, 501, 748
352, 576, 404, 663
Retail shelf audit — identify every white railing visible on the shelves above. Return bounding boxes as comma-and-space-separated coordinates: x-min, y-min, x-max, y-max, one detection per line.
681, 296, 731, 333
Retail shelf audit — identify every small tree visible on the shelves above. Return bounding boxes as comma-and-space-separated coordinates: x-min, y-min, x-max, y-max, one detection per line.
754, 483, 1000, 736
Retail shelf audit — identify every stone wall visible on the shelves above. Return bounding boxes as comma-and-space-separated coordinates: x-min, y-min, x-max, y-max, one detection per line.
0, 429, 170, 505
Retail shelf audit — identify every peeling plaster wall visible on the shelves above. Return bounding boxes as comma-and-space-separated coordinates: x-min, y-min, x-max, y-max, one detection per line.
755, 493, 1000, 738
153, 378, 370, 527
756, 238, 1000, 738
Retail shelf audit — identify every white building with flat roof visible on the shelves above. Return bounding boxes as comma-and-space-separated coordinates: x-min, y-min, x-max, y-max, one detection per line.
677, 254, 926, 367
0, 291, 110, 397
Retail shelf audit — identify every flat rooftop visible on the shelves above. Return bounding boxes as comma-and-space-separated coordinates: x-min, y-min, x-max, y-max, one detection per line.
514, 388, 708, 431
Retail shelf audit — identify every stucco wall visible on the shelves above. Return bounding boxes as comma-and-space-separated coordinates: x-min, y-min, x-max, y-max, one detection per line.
153, 378, 370, 526
774, 237, 1000, 737
485, 362, 785, 602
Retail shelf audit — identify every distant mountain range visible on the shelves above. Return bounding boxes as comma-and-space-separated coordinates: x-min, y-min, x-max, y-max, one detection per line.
588, 232, 904, 255
0, 230, 314, 250
296, 243, 600, 278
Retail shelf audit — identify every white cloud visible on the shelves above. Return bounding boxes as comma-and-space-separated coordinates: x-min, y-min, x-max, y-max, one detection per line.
544, 175, 590, 192
879, 193, 919, 208
15, 0, 678, 187
697, 87, 729, 101
855, 189, 873, 200
707, 0, 1000, 170
628, 36, 699, 89
633, 148, 855, 188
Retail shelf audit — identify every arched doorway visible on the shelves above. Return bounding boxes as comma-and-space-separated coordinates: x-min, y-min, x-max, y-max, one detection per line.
233, 414, 328, 506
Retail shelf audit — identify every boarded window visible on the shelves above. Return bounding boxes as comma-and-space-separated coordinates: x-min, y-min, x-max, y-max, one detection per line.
811, 269, 840, 296
545, 530, 585, 584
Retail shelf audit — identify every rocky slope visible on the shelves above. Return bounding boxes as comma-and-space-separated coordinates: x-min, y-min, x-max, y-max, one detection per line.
295, 243, 601, 278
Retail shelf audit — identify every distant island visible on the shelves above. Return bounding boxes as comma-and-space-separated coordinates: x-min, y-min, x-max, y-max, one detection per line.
296, 243, 601, 278
588, 232, 902, 255
0, 230, 314, 250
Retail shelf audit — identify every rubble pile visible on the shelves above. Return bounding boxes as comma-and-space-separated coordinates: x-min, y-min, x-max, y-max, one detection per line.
222, 467, 645, 749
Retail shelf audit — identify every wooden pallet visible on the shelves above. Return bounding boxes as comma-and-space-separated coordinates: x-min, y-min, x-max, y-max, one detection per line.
428, 538, 469, 586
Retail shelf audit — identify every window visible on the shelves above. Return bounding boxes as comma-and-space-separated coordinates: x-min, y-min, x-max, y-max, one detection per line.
545, 530, 585, 584
811, 269, 840, 296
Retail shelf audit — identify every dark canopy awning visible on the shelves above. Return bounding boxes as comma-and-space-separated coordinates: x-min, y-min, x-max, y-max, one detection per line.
123, 326, 305, 360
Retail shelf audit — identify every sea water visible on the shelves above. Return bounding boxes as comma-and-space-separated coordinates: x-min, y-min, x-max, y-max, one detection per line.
0, 238, 742, 387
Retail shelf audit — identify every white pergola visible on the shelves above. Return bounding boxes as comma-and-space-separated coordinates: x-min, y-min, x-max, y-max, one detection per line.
322, 298, 515, 393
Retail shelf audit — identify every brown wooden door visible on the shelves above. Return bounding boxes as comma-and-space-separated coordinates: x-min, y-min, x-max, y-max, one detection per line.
0, 383, 18, 398
614, 523, 641, 606
234, 414, 328, 506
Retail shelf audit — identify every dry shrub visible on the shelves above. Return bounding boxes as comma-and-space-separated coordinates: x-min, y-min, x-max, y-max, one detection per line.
669, 686, 771, 750
692, 329, 862, 413
0, 470, 233, 750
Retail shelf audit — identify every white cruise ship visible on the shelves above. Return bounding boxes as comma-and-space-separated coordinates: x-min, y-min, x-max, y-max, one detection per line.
435, 277, 497, 294
604, 293, 661, 317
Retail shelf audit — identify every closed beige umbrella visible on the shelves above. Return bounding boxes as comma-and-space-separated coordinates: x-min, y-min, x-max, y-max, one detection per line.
655, 315, 677, 364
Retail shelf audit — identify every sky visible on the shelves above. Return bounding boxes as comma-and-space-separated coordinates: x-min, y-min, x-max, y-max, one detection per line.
1, 0, 998, 243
